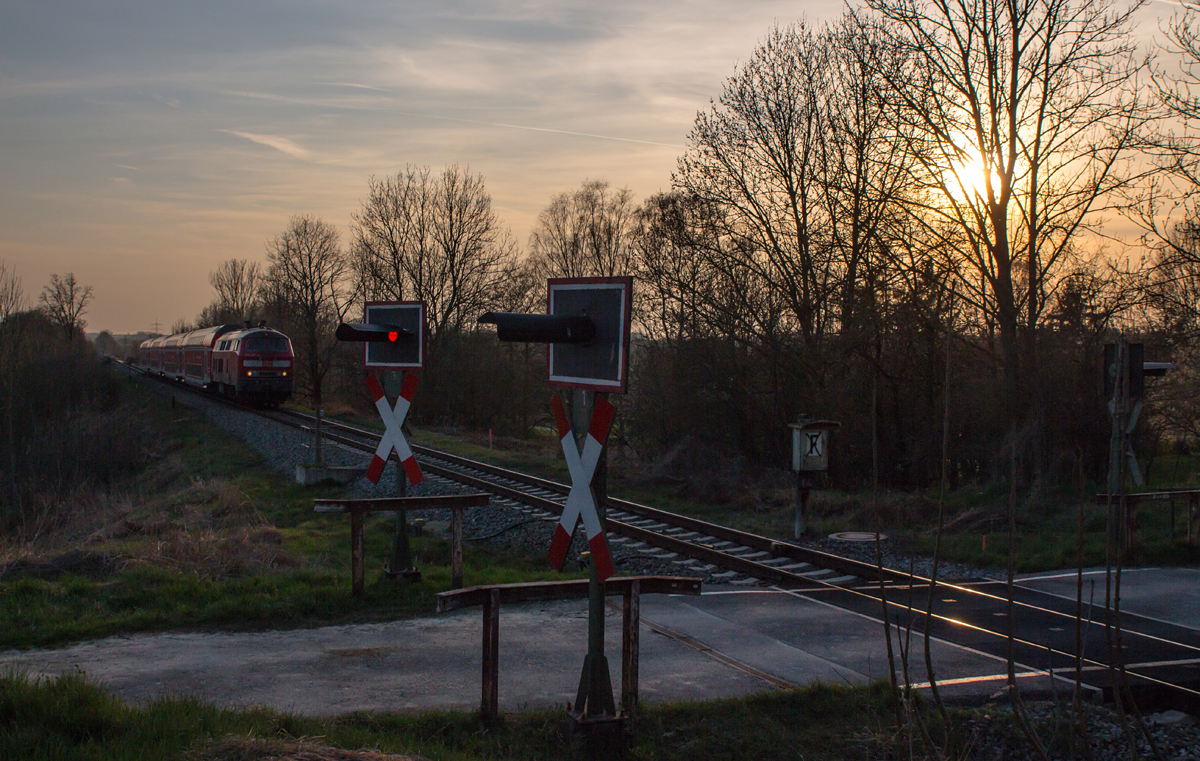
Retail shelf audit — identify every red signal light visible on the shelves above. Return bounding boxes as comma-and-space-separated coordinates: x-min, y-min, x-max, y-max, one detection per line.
388, 331, 398, 342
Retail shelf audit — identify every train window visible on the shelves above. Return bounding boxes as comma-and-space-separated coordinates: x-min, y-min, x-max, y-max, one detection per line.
243, 336, 289, 353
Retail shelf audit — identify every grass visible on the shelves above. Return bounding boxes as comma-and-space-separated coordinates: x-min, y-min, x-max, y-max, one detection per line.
0, 378, 585, 651
0, 670, 914, 761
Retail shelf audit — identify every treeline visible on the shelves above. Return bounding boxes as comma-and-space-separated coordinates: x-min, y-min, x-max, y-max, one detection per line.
16, 0, 1200, 498
0, 268, 150, 528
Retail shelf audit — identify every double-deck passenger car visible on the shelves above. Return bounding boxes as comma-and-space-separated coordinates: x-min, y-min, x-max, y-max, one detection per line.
137, 323, 294, 404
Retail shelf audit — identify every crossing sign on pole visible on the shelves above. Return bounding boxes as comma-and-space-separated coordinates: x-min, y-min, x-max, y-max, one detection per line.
548, 393, 616, 581
365, 372, 423, 486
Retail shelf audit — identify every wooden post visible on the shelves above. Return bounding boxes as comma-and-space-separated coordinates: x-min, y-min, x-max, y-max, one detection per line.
481, 587, 500, 721
1124, 495, 1138, 558
1171, 496, 1176, 544
1185, 494, 1195, 542
351, 507, 364, 596
622, 578, 640, 717
452, 506, 464, 590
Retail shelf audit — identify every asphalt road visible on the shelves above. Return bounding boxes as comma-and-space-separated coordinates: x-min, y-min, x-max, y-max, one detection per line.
12, 568, 1195, 716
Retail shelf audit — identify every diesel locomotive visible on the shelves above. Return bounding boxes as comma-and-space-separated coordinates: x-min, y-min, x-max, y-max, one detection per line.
137, 323, 294, 404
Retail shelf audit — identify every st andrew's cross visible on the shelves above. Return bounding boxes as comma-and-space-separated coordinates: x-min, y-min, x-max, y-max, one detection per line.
548, 393, 616, 581
364, 371, 423, 486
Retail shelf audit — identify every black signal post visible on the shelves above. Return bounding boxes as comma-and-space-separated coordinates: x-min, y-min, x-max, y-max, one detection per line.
479, 276, 633, 746
336, 320, 422, 583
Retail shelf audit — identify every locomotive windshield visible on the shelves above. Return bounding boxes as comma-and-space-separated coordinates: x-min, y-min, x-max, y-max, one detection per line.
242, 336, 290, 353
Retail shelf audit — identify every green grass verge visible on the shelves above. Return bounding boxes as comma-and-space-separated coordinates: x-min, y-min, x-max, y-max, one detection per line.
0, 535, 579, 651
0, 670, 911, 761
0, 378, 584, 651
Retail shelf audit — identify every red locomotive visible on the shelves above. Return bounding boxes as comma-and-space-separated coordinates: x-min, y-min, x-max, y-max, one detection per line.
138, 323, 294, 404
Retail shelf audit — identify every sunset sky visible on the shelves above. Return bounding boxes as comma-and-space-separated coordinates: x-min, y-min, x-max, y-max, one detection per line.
0, 0, 1175, 334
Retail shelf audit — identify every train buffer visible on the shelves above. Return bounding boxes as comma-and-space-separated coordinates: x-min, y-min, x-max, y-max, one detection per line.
437, 575, 701, 722
315, 494, 491, 594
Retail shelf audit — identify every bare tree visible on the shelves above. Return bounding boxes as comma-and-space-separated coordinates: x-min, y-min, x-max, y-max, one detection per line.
350, 165, 518, 344
528, 179, 639, 280
39, 272, 93, 342
1138, 12, 1200, 263
265, 214, 352, 407
0, 261, 25, 331
206, 259, 262, 324
855, 0, 1151, 413
675, 24, 834, 352
0, 260, 24, 324
0, 261, 26, 510
0, 260, 21, 508
94, 330, 118, 356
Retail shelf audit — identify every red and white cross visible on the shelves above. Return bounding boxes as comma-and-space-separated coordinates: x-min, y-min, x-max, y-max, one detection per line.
548, 394, 616, 581
364, 372, 424, 486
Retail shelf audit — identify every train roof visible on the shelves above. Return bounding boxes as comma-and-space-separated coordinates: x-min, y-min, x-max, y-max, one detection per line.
219, 327, 290, 342
183, 324, 240, 347
139, 325, 290, 351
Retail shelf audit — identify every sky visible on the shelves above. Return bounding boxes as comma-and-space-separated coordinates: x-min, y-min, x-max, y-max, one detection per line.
0, 0, 1180, 334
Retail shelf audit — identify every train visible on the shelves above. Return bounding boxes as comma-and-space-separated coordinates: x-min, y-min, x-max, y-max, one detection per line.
137, 322, 295, 405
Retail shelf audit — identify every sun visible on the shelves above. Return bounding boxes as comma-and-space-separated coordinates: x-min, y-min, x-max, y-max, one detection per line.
944, 153, 1000, 203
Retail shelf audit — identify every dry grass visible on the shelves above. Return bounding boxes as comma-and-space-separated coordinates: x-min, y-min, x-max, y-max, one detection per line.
192, 735, 429, 761
0, 474, 304, 579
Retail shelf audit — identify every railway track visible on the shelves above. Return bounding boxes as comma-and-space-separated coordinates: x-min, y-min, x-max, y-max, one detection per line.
271, 405, 891, 589
122, 362, 1200, 711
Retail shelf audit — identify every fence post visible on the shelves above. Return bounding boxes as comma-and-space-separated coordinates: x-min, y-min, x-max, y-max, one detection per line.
622, 578, 640, 717
350, 507, 364, 596
481, 588, 500, 721
452, 506, 464, 589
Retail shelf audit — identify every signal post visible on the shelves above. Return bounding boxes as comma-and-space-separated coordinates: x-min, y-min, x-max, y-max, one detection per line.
480, 276, 633, 745
336, 301, 426, 582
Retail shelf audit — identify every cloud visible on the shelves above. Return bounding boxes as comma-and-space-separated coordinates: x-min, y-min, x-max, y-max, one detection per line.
324, 82, 391, 92
216, 130, 310, 159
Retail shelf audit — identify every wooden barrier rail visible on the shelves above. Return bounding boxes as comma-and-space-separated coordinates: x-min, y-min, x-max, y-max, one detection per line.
1093, 489, 1200, 550
315, 494, 491, 594
437, 576, 702, 721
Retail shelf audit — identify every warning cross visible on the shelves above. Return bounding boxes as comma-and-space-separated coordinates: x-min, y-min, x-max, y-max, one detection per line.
365, 372, 424, 486
548, 394, 615, 581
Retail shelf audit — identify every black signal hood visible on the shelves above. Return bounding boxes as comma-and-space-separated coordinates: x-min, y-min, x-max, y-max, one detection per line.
335, 323, 414, 343
477, 312, 596, 344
